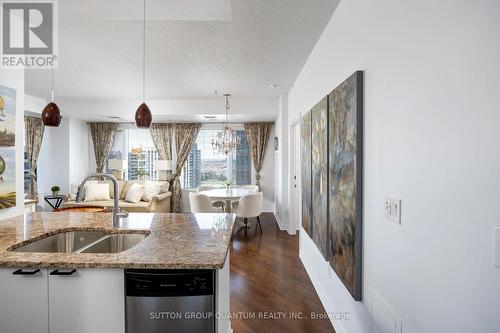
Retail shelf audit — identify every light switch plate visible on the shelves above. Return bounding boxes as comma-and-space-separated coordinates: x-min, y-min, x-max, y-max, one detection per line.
384, 198, 401, 224
495, 227, 500, 268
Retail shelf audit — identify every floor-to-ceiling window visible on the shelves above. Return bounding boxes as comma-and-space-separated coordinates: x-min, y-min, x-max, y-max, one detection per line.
180, 128, 251, 189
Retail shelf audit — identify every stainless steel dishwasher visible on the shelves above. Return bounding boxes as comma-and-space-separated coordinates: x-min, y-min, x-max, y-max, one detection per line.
125, 269, 215, 333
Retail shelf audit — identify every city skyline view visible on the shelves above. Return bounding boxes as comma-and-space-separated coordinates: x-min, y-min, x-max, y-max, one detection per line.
182, 130, 251, 188
107, 128, 251, 188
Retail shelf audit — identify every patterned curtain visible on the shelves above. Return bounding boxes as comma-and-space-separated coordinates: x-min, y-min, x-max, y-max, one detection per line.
150, 123, 173, 176
88, 122, 118, 173
172, 123, 201, 212
244, 122, 273, 189
24, 116, 45, 200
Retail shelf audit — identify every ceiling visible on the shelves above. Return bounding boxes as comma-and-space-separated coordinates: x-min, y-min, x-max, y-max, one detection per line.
25, 0, 339, 103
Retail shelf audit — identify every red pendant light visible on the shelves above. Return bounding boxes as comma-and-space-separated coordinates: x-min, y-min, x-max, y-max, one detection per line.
135, 0, 152, 128
42, 102, 62, 127
42, 68, 62, 127
135, 102, 152, 128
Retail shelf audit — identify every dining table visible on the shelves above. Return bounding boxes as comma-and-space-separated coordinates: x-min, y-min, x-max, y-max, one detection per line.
199, 188, 251, 213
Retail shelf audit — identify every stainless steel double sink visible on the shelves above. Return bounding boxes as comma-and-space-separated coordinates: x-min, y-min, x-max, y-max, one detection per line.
10, 230, 149, 254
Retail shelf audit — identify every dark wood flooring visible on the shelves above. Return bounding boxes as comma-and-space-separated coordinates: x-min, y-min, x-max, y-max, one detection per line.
230, 213, 335, 333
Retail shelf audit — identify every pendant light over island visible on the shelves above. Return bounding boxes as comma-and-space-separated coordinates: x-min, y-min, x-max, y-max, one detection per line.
42, 67, 62, 127
135, 0, 152, 128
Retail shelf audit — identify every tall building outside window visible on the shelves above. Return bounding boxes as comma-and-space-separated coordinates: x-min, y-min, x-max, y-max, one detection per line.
107, 128, 159, 181
180, 128, 251, 189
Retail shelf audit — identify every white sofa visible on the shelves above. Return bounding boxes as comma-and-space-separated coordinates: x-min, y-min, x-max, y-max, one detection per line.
63, 180, 172, 213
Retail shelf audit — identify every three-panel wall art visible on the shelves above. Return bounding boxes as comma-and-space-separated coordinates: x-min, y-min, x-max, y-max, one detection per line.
301, 71, 363, 301
0, 85, 16, 209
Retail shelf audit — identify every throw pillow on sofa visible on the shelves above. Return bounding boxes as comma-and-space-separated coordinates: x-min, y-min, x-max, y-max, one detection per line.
142, 182, 161, 202
120, 181, 135, 200
84, 183, 111, 201
125, 183, 147, 203
99, 180, 125, 199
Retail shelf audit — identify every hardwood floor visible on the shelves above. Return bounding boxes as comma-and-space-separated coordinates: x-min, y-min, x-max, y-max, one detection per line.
230, 213, 335, 333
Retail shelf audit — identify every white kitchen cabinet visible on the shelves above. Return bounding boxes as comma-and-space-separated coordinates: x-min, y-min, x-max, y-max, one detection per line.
0, 267, 49, 333
48, 268, 124, 333
216, 254, 231, 333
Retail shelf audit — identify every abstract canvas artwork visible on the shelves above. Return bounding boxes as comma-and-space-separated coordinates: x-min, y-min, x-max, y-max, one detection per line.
328, 71, 363, 300
301, 111, 313, 238
300, 71, 363, 301
0, 86, 16, 209
311, 96, 329, 260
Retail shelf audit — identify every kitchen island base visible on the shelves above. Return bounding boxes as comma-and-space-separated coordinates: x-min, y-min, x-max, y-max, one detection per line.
0, 255, 230, 333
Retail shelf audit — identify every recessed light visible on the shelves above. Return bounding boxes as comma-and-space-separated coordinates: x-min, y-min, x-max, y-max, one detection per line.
203, 115, 217, 119
109, 116, 122, 119
270, 83, 279, 88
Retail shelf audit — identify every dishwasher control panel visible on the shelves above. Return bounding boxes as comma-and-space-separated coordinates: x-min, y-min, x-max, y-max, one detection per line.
125, 269, 214, 297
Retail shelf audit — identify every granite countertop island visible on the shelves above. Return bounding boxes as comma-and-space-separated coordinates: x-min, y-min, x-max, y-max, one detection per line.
0, 212, 235, 270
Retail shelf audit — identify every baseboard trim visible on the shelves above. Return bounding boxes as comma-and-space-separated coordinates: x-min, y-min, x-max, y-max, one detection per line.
286, 225, 297, 235
273, 212, 298, 235
299, 251, 347, 333
274, 212, 286, 231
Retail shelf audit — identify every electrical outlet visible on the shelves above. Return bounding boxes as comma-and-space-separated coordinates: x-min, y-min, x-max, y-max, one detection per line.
384, 198, 401, 224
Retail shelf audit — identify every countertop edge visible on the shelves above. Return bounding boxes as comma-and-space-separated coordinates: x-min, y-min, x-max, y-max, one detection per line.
0, 247, 230, 270
0, 261, 225, 270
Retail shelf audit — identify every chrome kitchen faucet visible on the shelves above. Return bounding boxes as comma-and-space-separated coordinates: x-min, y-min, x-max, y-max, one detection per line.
76, 173, 128, 227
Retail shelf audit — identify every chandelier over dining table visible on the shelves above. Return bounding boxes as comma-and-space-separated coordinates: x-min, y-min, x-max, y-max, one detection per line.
211, 94, 240, 155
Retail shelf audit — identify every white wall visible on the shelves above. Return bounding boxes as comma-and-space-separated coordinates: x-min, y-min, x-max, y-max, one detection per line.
274, 94, 290, 230
24, 94, 47, 114
288, 0, 500, 332
68, 118, 91, 185
0, 70, 24, 219
38, 118, 90, 196
38, 121, 70, 194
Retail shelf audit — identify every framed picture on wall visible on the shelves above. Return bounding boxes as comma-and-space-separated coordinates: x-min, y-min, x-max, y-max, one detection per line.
301, 111, 313, 238
0, 85, 16, 210
311, 96, 329, 260
328, 71, 363, 301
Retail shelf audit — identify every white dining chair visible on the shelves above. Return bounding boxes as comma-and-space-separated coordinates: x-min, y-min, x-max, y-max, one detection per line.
232, 184, 260, 209
196, 185, 225, 210
235, 192, 263, 233
189, 192, 220, 213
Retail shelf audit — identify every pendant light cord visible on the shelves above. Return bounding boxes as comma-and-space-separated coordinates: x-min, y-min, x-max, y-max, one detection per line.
142, 0, 146, 102
51, 64, 54, 102
225, 94, 230, 126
